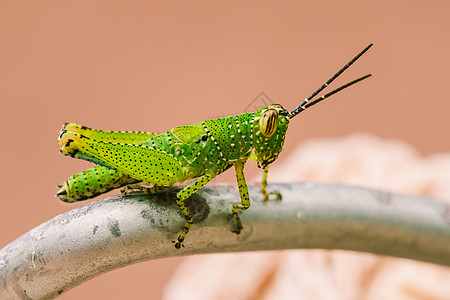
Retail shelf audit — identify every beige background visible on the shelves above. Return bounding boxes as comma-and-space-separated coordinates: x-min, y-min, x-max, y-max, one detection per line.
1, 1, 449, 299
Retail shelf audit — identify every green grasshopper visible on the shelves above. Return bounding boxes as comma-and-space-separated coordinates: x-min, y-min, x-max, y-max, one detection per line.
57, 44, 372, 248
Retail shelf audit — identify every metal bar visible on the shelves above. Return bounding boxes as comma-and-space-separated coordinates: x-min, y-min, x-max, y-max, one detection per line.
1, 183, 450, 299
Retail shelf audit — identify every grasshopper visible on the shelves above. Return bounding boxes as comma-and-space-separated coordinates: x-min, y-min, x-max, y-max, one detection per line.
57, 44, 372, 248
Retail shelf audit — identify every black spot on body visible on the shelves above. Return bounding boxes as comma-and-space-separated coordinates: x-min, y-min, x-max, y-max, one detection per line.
65, 139, 74, 147
67, 149, 79, 157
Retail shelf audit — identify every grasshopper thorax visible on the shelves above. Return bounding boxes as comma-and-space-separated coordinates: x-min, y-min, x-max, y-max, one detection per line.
252, 104, 290, 168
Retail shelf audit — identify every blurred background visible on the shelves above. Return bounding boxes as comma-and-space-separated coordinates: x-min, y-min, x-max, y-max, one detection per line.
1, 1, 449, 299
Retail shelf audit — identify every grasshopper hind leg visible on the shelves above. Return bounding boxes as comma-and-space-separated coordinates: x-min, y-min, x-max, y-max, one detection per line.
57, 165, 139, 202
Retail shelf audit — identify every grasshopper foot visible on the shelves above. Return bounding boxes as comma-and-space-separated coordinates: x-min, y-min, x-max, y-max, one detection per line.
173, 232, 187, 249
263, 190, 282, 202
231, 212, 243, 234
172, 237, 185, 249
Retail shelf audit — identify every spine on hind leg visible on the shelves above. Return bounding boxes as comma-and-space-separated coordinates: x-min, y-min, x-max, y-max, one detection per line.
57, 165, 139, 202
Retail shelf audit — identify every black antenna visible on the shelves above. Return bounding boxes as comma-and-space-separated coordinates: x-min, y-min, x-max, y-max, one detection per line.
289, 43, 373, 118
303, 74, 372, 110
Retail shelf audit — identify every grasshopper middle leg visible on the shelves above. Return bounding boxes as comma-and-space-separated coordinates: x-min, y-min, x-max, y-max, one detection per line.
174, 173, 215, 249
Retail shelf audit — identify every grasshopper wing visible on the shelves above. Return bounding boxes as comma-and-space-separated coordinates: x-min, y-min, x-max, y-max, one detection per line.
171, 123, 205, 144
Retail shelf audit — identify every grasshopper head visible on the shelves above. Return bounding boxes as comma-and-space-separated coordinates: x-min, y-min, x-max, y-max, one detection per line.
251, 104, 290, 168
251, 44, 373, 168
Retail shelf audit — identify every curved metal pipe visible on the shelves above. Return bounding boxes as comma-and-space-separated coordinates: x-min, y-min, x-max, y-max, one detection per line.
1, 183, 450, 299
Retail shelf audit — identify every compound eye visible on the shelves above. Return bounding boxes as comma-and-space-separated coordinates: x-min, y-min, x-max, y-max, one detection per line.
259, 108, 278, 137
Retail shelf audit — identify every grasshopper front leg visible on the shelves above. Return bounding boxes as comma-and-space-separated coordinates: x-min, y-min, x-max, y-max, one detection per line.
231, 160, 250, 234
261, 165, 282, 201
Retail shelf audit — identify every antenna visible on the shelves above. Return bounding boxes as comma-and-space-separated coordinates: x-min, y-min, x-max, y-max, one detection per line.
289, 43, 373, 118
303, 74, 372, 110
